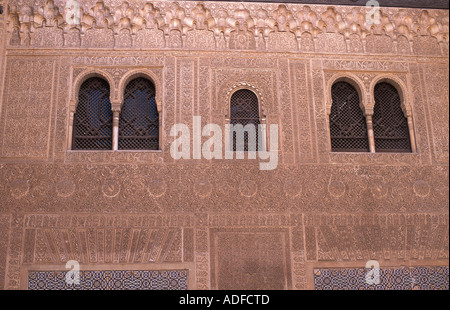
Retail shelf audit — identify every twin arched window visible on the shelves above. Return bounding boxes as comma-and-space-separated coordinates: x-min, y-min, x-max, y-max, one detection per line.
72, 77, 159, 151
330, 80, 412, 153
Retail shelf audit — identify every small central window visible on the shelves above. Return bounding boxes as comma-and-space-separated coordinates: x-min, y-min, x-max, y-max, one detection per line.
230, 89, 261, 152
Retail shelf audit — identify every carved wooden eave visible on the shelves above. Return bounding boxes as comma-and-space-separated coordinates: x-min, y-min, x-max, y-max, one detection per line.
4, 0, 449, 54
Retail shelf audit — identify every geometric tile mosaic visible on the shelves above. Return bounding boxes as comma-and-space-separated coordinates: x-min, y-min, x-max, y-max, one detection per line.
314, 266, 449, 290
28, 270, 188, 290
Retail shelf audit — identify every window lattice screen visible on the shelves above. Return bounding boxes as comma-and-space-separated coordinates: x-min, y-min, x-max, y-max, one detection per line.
119, 78, 159, 150
373, 83, 412, 153
329, 81, 370, 152
230, 89, 261, 151
72, 77, 113, 150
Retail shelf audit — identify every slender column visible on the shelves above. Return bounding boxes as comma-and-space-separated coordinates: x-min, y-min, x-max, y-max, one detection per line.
111, 102, 121, 151
260, 118, 267, 152
407, 115, 417, 153
326, 104, 333, 152
365, 113, 376, 153
68, 111, 75, 150
112, 109, 120, 151
67, 103, 76, 150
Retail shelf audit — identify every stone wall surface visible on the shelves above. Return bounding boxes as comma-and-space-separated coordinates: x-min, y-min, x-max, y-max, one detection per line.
0, 0, 448, 290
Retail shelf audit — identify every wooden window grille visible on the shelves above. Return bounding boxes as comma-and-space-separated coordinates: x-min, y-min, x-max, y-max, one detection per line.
230, 89, 261, 151
373, 82, 412, 153
72, 77, 113, 150
329, 81, 370, 152
119, 78, 159, 150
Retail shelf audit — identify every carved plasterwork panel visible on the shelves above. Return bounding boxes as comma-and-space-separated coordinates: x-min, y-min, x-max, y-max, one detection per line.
0, 0, 448, 292
316, 33, 347, 53
0, 164, 447, 215
32, 27, 63, 48
0, 1, 5, 129
406, 62, 431, 165
366, 35, 395, 54
267, 32, 297, 52
0, 215, 10, 290
289, 60, 316, 163
210, 228, 292, 290
0, 58, 56, 160
421, 63, 449, 164
22, 226, 190, 265
176, 58, 196, 128
304, 214, 449, 262
185, 29, 216, 50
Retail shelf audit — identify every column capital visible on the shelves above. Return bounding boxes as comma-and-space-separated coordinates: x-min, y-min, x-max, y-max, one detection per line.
111, 101, 122, 113
69, 101, 77, 113
325, 101, 332, 116
363, 107, 374, 117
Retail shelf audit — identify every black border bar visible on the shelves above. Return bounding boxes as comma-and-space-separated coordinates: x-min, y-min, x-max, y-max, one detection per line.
183, 0, 449, 10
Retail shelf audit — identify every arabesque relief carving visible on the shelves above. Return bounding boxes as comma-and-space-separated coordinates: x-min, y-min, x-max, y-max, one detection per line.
0, 0, 448, 291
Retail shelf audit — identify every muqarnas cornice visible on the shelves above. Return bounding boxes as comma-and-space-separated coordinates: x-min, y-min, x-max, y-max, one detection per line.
5, 0, 449, 54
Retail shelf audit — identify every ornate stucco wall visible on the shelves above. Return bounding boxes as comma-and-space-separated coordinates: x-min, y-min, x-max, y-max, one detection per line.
0, 0, 448, 290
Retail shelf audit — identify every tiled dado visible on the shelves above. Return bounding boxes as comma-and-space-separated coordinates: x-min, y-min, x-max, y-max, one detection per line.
28, 269, 189, 290
314, 266, 449, 290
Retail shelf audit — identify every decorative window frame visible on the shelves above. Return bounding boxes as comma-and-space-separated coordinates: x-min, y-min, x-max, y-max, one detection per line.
325, 73, 371, 153
369, 74, 417, 153
325, 73, 369, 116
117, 70, 163, 151
117, 69, 163, 113
225, 82, 268, 152
68, 68, 163, 152
369, 74, 412, 116
70, 69, 116, 112
68, 69, 115, 151
325, 72, 417, 154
